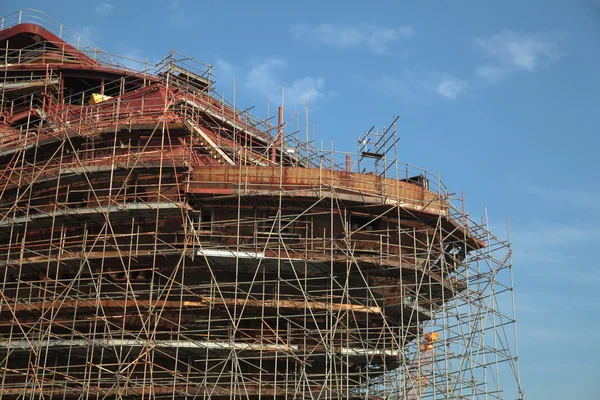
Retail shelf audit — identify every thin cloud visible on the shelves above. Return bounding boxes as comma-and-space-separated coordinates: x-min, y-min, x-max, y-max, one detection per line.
512, 223, 600, 248
372, 69, 432, 103
215, 58, 235, 77
474, 65, 505, 82
112, 47, 161, 72
474, 30, 565, 81
436, 75, 468, 100
517, 184, 600, 210
519, 326, 600, 344
73, 25, 98, 45
509, 223, 600, 288
214, 58, 241, 87
94, 3, 114, 16
245, 58, 333, 109
374, 70, 469, 103
285, 76, 327, 108
170, 0, 195, 27
291, 22, 414, 54
246, 58, 287, 95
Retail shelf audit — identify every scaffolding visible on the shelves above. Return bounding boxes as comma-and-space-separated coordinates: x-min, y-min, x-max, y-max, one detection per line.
0, 9, 523, 399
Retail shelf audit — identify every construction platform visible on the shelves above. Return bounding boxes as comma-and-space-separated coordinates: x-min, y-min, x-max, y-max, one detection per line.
0, 9, 522, 400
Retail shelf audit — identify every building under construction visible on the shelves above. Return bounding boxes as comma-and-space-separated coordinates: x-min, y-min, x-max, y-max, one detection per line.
0, 9, 523, 400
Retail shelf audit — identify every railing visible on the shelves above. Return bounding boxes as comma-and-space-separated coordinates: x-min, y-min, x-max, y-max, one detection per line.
155, 50, 213, 89
0, 9, 122, 68
0, 10, 207, 77
0, 9, 94, 50
0, 9, 457, 213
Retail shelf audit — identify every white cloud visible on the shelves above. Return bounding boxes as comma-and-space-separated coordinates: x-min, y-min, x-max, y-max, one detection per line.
436, 75, 468, 100
285, 76, 326, 107
374, 70, 469, 103
94, 3, 114, 16
246, 58, 287, 94
245, 58, 332, 109
214, 58, 240, 86
291, 22, 414, 54
474, 30, 564, 81
215, 58, 235, 77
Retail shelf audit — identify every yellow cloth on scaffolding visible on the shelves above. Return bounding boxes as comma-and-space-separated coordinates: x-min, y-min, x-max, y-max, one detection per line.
88, 93, 112, 105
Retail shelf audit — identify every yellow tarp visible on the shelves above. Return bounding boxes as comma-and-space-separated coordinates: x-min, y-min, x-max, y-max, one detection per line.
88, 93, 112, 105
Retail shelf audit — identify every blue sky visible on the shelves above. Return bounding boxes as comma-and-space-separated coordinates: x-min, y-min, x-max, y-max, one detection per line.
3, 1, 600, 398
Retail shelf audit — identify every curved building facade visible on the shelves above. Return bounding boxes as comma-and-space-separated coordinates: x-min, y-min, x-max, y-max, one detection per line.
0, 10, 522, 399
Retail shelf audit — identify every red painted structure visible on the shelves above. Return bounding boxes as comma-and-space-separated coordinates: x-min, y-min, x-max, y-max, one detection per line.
0, 10, 520, 400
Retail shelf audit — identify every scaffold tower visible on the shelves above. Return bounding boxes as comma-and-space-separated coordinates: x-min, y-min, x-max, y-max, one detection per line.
0, 9, 523, 400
